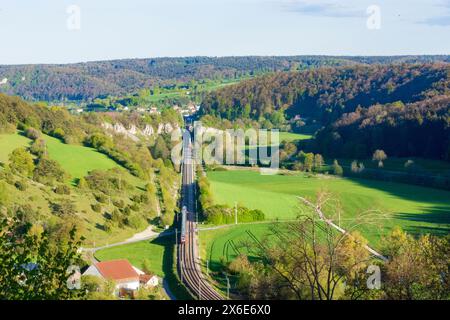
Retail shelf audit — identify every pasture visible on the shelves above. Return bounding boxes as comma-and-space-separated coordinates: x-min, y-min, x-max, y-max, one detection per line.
43, 135, 120, 182
207, 170, 450, 245
0, 132, 32, 164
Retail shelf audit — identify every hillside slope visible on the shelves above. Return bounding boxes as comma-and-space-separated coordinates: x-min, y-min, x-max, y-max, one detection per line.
1, 56, 449, 101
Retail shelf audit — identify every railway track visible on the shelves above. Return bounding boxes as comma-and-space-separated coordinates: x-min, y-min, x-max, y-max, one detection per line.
178, 132, 223, 300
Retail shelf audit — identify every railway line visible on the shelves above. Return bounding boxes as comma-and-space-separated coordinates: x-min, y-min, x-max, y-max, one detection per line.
178, 130, 223, 300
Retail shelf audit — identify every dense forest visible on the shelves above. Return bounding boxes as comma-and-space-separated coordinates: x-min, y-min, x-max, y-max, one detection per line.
1, 56, 449, 101
200, 63, 450, 161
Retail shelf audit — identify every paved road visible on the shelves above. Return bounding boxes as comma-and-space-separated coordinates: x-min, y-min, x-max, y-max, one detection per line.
178, 132, 223, 300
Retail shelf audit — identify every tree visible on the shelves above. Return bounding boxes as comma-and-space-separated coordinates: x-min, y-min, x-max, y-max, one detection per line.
25, 127, 41, 140
33, 158, 66, 185
332, 159, 343, 176
380, 229, 450, 300
351, 160, 365, 174
151, 136, 170, 160
30, 138, 47, 157
8, 148, 35, 177
313, 154, 324, 171
0, 217, 85, 300
0, 181, 9, 207
372, 149, 387, 168
50, 199, 77, 217
82, 275, 117, 300
303, 153, 314, 172
239, 196, 373, 300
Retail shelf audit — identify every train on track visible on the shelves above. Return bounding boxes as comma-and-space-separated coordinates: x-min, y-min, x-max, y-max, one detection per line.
180, 205, 187, 243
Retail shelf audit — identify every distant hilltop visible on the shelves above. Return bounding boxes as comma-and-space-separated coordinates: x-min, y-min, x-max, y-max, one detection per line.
0, 55, 449, 101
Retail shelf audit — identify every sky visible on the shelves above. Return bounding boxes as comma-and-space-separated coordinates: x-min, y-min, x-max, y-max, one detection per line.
0, 0, 449, 65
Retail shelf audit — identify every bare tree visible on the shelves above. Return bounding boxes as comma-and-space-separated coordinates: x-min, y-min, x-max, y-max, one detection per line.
240, 191, 387, 300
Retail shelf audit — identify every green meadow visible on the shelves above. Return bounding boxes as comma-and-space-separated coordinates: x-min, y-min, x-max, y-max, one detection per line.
42, 135, 120, 182
0, 132, 32, 164
0, 132, 148, 245
207, 170, 450, 245
279, 131, 312, 142
1, 132, 120, 182
95, 238, 168, 277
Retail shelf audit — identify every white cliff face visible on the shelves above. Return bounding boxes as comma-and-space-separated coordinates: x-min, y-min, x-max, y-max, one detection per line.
164, 123, 174, 133
142, 125, 154, 136
102, 122, 177, 140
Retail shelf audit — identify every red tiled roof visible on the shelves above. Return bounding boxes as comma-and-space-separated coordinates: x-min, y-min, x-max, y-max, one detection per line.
139, 274, 156, 283
95, 259, 139, 283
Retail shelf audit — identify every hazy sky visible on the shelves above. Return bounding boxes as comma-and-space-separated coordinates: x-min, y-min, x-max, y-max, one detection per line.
0, 0, 449, 64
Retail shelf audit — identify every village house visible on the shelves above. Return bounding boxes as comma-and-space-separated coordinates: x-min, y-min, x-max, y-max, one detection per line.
83, 259, 159, 297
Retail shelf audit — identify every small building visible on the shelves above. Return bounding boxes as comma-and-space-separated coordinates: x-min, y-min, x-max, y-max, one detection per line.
83, 259, 159, 297
83, 259, 140, 293
139, 274, 159, 288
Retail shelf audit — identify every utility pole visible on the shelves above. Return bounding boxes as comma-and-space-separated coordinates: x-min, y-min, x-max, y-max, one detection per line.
175, 228, 178, 245
206, 260, 209, 276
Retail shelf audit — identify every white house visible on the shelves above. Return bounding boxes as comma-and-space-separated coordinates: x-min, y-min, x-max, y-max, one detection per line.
83, 259, 141, 292
139, 274, 159, 288
83, 259, 159, 297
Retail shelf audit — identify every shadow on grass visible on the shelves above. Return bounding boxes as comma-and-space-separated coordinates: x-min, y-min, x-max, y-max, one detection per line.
341, 176, 450, 236
394, 206, 450, 237
151, 235, 192, 300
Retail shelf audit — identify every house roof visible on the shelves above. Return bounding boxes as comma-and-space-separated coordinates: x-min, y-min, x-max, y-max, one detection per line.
95, 259, 139, 283
139, 274, 157, 283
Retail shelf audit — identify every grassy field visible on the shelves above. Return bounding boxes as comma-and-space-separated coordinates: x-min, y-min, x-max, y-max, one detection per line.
279, 132, 312, 142
95, 235, 192, 299
43, 135, 120, 182
0, 132, 153, 246
207, 169, 450, 245
200, 223, 280, 269
330, 157, 450, 176
95, 238, 168, 277
0, 132, 121, 182
0, 132, 32, 164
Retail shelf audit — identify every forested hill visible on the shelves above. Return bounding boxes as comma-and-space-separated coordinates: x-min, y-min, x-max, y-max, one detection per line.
200, 63, 449, 124
0, 55, 449, 101
200, 62, 450, 161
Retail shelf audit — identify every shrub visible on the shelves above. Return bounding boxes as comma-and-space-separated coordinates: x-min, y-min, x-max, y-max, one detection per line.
50, 199, 76, 217
91, 203, 102, 213
14, 179, 28, 191
8, 148, 35, 177
94, 193, 108, 204
33, 158, 66, 185
54, 184, 71, 195
25, 127, 41, 140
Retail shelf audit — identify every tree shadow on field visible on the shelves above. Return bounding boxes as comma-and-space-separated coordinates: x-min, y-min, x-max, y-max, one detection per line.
345, 176, 450, 237
150, 235, 192, 300
394, 205, 450, 237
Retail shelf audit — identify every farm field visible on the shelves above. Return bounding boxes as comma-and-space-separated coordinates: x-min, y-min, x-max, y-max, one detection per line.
200, 223, 280, 270
207, 169, 450, 245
